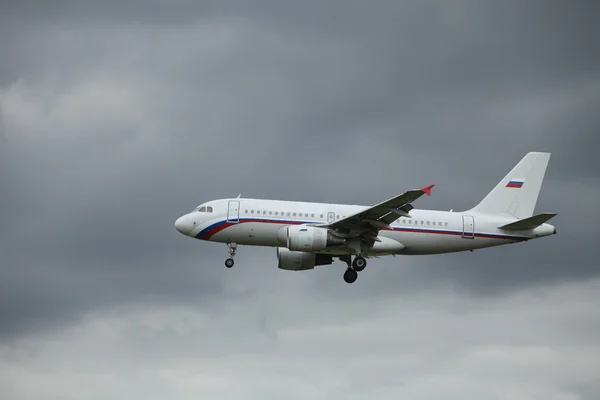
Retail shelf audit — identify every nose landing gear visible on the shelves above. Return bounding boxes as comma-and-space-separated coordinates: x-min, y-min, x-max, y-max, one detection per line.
225, 242, 237, 268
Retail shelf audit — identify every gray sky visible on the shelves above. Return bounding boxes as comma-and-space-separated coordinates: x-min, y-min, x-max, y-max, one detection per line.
1, 1, 599, 399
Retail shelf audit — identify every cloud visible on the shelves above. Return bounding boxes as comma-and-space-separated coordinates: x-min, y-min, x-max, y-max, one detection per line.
1, 1, 599, 398
1, 278, 598, 399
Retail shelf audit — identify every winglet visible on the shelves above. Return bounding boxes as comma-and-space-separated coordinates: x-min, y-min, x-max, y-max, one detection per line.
421, 184, 435, 196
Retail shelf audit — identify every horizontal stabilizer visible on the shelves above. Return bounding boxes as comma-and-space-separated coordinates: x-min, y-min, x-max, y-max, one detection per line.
498, 212, 557, 231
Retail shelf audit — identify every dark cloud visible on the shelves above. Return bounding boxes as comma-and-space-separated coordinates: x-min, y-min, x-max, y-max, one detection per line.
1, 1, 599, 398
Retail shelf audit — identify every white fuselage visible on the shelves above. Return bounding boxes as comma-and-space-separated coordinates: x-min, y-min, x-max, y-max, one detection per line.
174, 198, 556, 255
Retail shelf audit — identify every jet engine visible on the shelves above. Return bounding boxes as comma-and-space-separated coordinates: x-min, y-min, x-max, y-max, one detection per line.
278, 225, 346, 252
276, 247, 333, 271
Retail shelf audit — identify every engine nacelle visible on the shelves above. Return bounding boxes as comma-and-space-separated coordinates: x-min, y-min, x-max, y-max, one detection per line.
276, 248, 333, 271
280, 225, 346, 252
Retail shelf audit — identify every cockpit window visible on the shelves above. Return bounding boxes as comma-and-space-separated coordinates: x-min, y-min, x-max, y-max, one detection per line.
196, 205, 213, 213
199, 206, 206, 212
207, 206, 213, 213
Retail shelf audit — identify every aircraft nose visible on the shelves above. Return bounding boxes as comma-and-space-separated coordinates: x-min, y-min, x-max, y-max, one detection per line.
175, 215, 190, 235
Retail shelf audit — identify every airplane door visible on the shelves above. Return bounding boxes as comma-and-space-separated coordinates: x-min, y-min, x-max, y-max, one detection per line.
462, 215, 475, 239
227, 200, 240, 223
327, 212, 336, 223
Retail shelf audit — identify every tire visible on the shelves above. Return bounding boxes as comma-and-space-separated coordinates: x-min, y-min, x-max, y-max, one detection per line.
352, 256, 367, 272
343, 268, 358, 284
225, 258, 234, 268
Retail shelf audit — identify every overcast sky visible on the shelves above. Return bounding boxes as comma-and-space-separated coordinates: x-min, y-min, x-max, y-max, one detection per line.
1, 1, 599, 399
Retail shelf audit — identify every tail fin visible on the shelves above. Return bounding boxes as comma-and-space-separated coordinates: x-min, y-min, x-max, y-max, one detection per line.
468, 152, 551, 218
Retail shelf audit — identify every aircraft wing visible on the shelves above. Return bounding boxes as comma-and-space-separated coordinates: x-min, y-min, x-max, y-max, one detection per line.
323, 185, 434, 236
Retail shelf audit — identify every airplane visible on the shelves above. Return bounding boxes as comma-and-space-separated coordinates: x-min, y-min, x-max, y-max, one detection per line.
175, 152, 557, 283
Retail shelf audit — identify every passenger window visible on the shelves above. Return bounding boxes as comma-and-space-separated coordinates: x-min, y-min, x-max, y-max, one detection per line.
421, 221, 424, 225
311, 213, 314, 218
293, 213, 297, 216
409, 220, 412, 224
427, 221, 430, 225
320, 214, 324, 218
305, 213, 309, 217
287, 212, 291, 216
251, 210, 254, 214
245, 209, 248, 213
263, 211, 266, 215
275, 211, 278, 215
445, 222, 448, 226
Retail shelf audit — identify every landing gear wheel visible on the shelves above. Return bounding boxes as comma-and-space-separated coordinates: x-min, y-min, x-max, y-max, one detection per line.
352, 256, 367, 272
343, 268, 358, 284
225, 258, 234, 268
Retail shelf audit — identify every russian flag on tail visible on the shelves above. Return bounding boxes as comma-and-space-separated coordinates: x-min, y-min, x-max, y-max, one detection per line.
506, 179, 524, 188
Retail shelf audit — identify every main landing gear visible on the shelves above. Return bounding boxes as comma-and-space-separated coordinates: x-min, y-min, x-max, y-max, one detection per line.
341, 255, 367, 284
224, 242, 237, 268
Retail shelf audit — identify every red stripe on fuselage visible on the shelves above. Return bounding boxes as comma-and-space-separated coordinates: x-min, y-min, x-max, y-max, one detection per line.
203, 222, 234, 240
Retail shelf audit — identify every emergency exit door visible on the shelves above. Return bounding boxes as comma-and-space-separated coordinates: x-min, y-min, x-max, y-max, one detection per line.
327, 212, 336, 223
